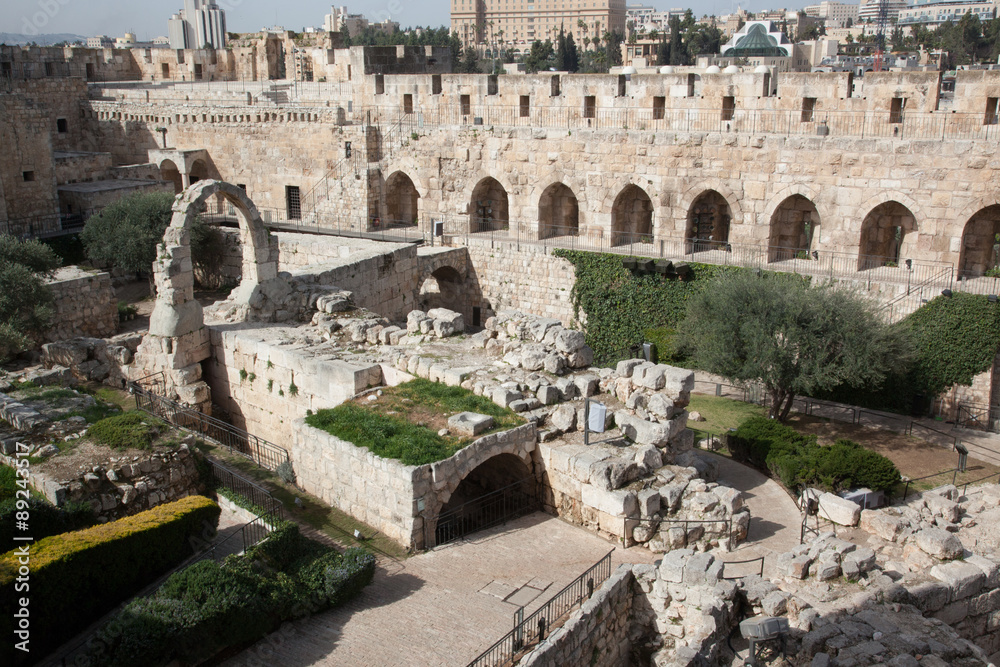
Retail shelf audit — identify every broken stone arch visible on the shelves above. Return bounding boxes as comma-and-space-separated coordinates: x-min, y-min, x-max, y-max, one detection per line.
132, 180, 279, 411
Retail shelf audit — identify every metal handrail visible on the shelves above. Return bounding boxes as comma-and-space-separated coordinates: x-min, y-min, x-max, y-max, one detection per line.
721, 556, 765, 580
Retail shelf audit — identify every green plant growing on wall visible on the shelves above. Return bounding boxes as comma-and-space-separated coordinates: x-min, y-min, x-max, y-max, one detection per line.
288, 373, 299, 397
239, 369, 248, 382
267, 379, 274, 393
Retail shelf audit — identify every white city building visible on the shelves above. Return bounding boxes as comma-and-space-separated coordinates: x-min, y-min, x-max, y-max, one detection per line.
803, 1, 861, 28
898, 0, 999, 26
168, 0, 227, 50
858, 0, 910, 23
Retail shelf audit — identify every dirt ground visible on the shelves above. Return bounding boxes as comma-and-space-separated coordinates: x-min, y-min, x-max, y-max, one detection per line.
786, 413, 1000, 488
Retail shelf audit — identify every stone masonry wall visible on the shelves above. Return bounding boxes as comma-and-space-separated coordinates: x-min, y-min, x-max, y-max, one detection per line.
43, 267, 118, 343
518, 565, 635, 667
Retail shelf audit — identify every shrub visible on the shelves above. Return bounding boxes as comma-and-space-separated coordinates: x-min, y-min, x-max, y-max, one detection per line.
86, 523, 375, 667
0, 495, 220, 665
276, 460, 297, 485
0, 497, 96, 545
87, 412, 165, 450
0, 465, 16, 502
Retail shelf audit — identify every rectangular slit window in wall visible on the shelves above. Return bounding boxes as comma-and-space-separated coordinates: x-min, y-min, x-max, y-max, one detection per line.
550, 75, 560, 96
472, 306, 481, 327
520, 95, 530, 117
57, 118, 68, 133
687, 73, 696, 97
890, 97, 905, 123
846, 72, 854, 98
721, 96, 735, 121
432, 74, 442, 95
1, 62, 11, 78
487, 74, 498, 95
762, 73, 771, 97
801, 97, 816, 123
85, 63, 94, 80
985, 97, 999, 125
653, 96, 665, 120
161, 63, 170, 79
617, 75, 627, 97
286, 186, 301, 220
45, 62, 54, 76
375, 74, 385, 94
403, 94, 414, 114
22, 171, 35, 182
584, 95, 596, 119
347, 64, 352, 80
194, 64, 203, 80
460, 94, 471, 116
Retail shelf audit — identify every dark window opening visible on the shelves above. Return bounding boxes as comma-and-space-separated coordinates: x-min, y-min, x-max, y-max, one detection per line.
472, 306, 482, 327
986, 97, 999, 126
890, 97, 905, 124
56, 118, 68, 133
403, 93, 414, 114
375, 74, 385, 94
762, 73, 771, 97
846, 72, 854, 98
345, 141, 352, 158
653, 96, 665, 120
44, 62, 54, 76
22, 171, 35, 182
1, 62, 11, 77
432, 74, 442, 94
487, 74, 498, 95
584, 95, 596, 119
237, 184, 247, 191
801, 97, 816, 123
460, 94, 471, 116
194, 64, 203, 80
286, 186, 301, 220
85, 63, 94, 80
161, 63, 170, 78
550, 75, 560, 96
617, 75, 627, 97
687, 73, 696, 97
347, 64, 352, 80
721, 96, 735, 121
519, 95, 530, 117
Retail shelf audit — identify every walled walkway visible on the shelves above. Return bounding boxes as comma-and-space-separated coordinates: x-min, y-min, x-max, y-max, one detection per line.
221, 513, 654, 667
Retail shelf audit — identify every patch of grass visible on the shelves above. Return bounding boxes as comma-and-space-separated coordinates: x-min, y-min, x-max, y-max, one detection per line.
87, 412, 166, 450
32, 388, 78, 403
390, 378, 523, 430
687, 394, 765, 439
0, 465, 17, 502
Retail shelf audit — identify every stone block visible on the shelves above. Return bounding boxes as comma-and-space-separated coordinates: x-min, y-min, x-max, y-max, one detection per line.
859, 509, 905, 541
536, 385, 561, 405
491, 387, 522, 408
427, 308, 464, 333
638, 489, 661, 517
616, 411, 670, 447
923, 492, 960, 523
567, 346, 594, 368
543, 354, 566, 375
581, 485, 638, 517
817, 492, 861, 526
574, 375, 599, 397
964, 554, 1000, 588
554, 329, 586, 354
635, 445, 663, 471
930, 561, 986, 601
915, 527, 964, 560
519, 345, 549, 371
448, 412, 495, 437
647, 393, 675, 419
550, 404, 577, 432
616, 359, 645, 377
555, 377, 578, 400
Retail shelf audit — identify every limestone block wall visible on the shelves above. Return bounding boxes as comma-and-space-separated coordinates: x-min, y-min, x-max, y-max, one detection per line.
0, 90, 59, 227
518, 565, 634, 667
43, 267, 118, 343
54, 151, 114, 185
15, 78, 91, 154
204, 328, 383, 443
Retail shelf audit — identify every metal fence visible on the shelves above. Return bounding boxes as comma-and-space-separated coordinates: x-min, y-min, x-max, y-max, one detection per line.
131, 383, 290, 471
433, 479, 537, 548
957, 403, 1000, 433
721, 556, 765, 580
467, 550, 615, 667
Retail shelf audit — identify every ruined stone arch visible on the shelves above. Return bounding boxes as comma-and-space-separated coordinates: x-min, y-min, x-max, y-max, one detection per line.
159, 159, 183, 194
537, 181, 580, 239
189, 158, 211, 184
856, 199, 919, 270
468, 176, 511, 233
610, 183, 654, 247
384, 170, 421, 226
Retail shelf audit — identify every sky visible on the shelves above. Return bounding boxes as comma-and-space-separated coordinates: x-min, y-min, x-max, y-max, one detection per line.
3, 0, 769, 40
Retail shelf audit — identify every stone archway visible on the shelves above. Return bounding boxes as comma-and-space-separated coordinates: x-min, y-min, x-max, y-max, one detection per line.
385, 171, 420, 226
857, 201, 917, 270
538, 182, 579, 239
470, 177, 510, 233
419, 266, 465, 313
189, 159, 211, 185
960, 205, 1000, 277
686, 190, 732, 252
431, 453, 536, 548
611, 184, 653, 246
131, 180, 279, 411
159, 159, 183, 194
768, 195, 821, 262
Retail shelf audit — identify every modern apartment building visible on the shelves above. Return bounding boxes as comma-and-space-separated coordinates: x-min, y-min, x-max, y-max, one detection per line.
168, 0, 227, 50
898, 0, 998, 26
451, 0, 627, 54
803, 1, 861, 28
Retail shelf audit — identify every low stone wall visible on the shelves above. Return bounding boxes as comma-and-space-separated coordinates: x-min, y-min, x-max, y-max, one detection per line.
519, 565, 635, 667
43, 267, 118, 343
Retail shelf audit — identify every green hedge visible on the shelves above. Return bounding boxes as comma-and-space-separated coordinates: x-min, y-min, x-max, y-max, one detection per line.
0, 495, 220, 665
728, 416, 901, 493
0, 497, 96, 546
87, 412, 166, 450
84, 523, 376, 667
553, 250, 730, 366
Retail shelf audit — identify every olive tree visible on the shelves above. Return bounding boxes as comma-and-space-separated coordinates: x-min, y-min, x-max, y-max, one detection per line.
679, 271, 909, 421
0, 236, 61, 361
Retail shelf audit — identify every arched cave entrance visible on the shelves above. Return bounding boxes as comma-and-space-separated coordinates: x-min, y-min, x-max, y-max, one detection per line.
470, 177, 509, 233
768, 195, 820, 262
611, 184, 653, 246
960, 205, 1000, 278
418, 266, 464, 314
386, 171, 420, 226
686, 190, 732, 253
433, 453, 537, 547
857, 201, 917, 270
160, 159, 183, 194
538, 182, 579, 239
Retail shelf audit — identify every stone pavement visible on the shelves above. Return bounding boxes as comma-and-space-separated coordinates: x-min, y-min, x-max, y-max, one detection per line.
707, 452, 804, 579
221, 513, 654, 667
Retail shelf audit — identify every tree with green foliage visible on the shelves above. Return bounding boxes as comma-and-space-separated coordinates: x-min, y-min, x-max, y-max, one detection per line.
565, 32, 580, 72
82, 191, 220, 293
458, 44, 481, 73
339, 23, 352, 47
668, 16, 684, 66
0, 236, 61, 361
525, 39, 556, 72
679, 272, 909, 421
556, 27, 568, 71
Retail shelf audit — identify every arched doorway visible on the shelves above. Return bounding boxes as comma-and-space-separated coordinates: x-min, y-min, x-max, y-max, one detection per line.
538, 183, 579, 239
189, 159, 210, 185
386, 171, 419, 226
960, 205, 1000, 277
857, 201, 917, 270
433, 453, 536, 547
470, 177, 509, 233
686, 190, 732, 253
419, 266, 464, 314
160, 159, 183, 194
611, 184, 653, 246
768, 195, 820, 262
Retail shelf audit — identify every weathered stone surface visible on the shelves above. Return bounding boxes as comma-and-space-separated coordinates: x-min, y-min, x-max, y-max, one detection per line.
616, 411, 669, 447
930, 561, 986, 601
818, 492, 862, 526
860, 509, 905, 542
915, 527, 965, 560
448, 412, 495, 437
536, 385, 561, 405
550, 404, 577, 432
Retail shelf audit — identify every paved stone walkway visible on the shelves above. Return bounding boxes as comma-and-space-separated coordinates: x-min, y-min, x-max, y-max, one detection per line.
221, 513, 654, 667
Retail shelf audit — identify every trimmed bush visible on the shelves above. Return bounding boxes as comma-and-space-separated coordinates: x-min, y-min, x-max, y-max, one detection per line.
0, 464, 16, 502
0, 495, 220, 665
85, 523, 376, 667
87, 412, 166, 450
728, 416, 900, 493
0, 497, 96, 545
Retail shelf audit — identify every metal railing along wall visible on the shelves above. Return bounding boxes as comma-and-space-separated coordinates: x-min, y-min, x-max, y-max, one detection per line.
432, 479, 537, 548
466, 550, 615, 667
131, 384, 289, 471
